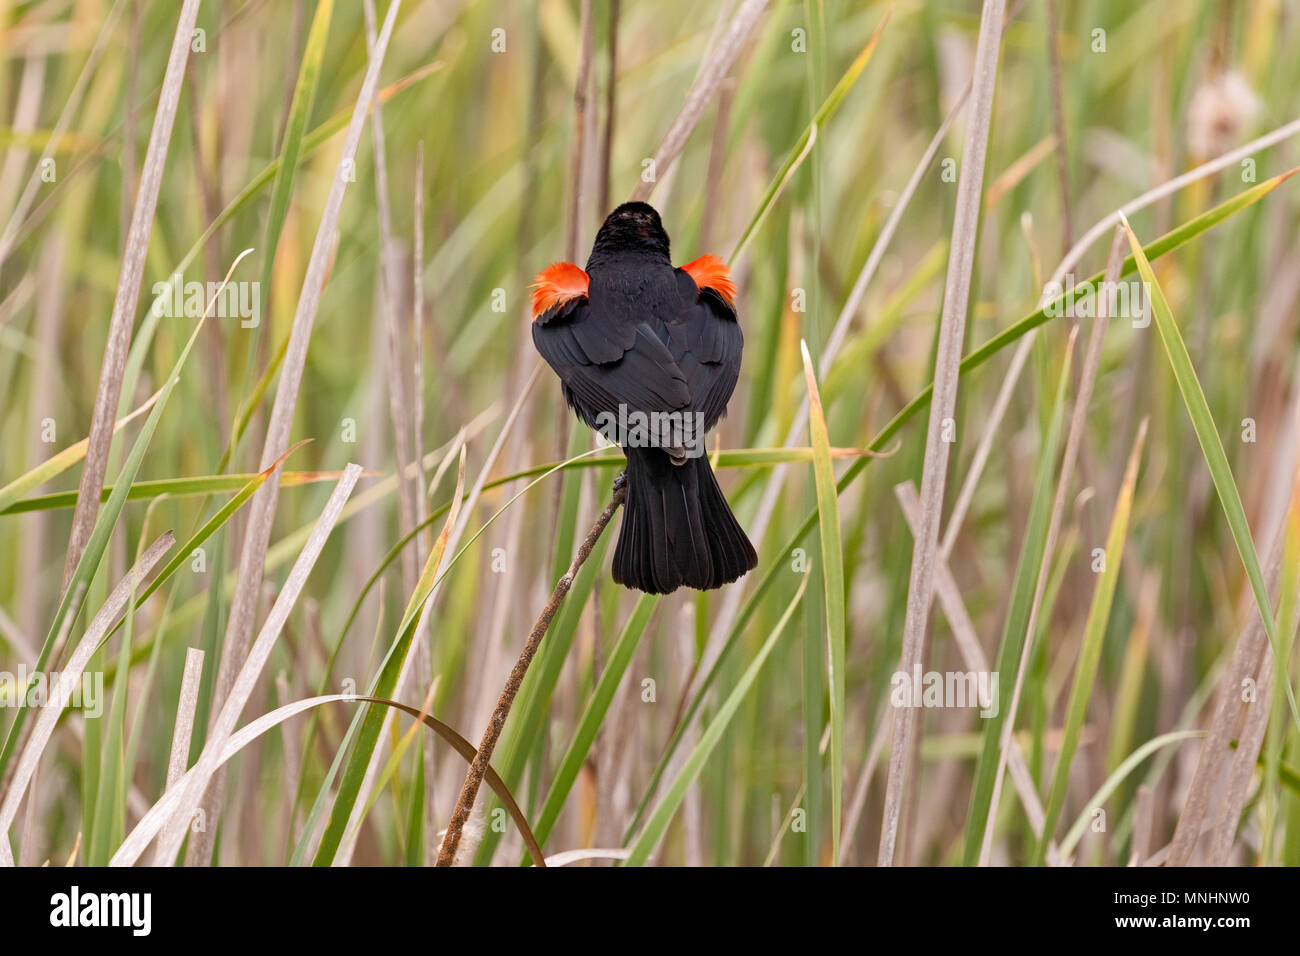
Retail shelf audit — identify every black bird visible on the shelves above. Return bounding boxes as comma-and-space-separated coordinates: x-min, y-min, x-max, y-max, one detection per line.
530, 201, 757, 594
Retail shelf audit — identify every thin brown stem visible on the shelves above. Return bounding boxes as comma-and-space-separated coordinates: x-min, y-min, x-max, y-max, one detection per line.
435, 474, 628, 866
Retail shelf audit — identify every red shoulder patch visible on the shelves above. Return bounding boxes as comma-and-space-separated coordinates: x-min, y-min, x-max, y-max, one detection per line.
681, 254, 737, 309
530, 262, 589, 321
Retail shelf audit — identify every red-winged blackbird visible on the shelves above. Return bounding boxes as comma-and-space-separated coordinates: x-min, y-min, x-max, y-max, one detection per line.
531, 201, 758, 594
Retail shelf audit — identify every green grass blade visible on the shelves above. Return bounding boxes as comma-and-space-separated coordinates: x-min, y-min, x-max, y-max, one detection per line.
1120, 211, 1300, 733
729, 8, 891, 263
259, 0, 333, 303
549, 426, 589, 581
1057, 730, 1205, 860
1, 466, 341, 515
1, 446, 864, 515
800, 338, 845, 864
87, 501, 168, 865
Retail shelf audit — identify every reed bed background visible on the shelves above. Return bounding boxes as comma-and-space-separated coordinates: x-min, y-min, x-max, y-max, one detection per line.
1, 0, 1299, 867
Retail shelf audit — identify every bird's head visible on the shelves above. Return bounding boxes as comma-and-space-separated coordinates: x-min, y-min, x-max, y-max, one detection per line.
588, 201, 671, 265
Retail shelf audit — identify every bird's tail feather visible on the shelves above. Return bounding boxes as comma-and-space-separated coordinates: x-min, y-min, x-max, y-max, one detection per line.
611, 446, 757, 594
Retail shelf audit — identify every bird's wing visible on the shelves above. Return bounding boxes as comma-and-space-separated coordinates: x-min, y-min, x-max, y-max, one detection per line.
672, 258, 743, 430
531, 263, 691, 424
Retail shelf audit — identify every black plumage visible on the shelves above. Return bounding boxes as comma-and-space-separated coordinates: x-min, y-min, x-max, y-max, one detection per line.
531, 202, 757, 594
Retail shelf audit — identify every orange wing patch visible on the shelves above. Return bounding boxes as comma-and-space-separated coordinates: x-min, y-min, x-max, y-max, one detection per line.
530, 262, 590, 321
681, 254, 737, 309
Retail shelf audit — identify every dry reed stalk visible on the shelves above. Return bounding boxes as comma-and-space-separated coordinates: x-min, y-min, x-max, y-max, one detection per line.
628, 0, 769, 204
165, 648, 206, 790
60, 0, 201, 593
412, 140, 429, 542
1169, 398, 1300, 865
879, 0, 1006, 867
